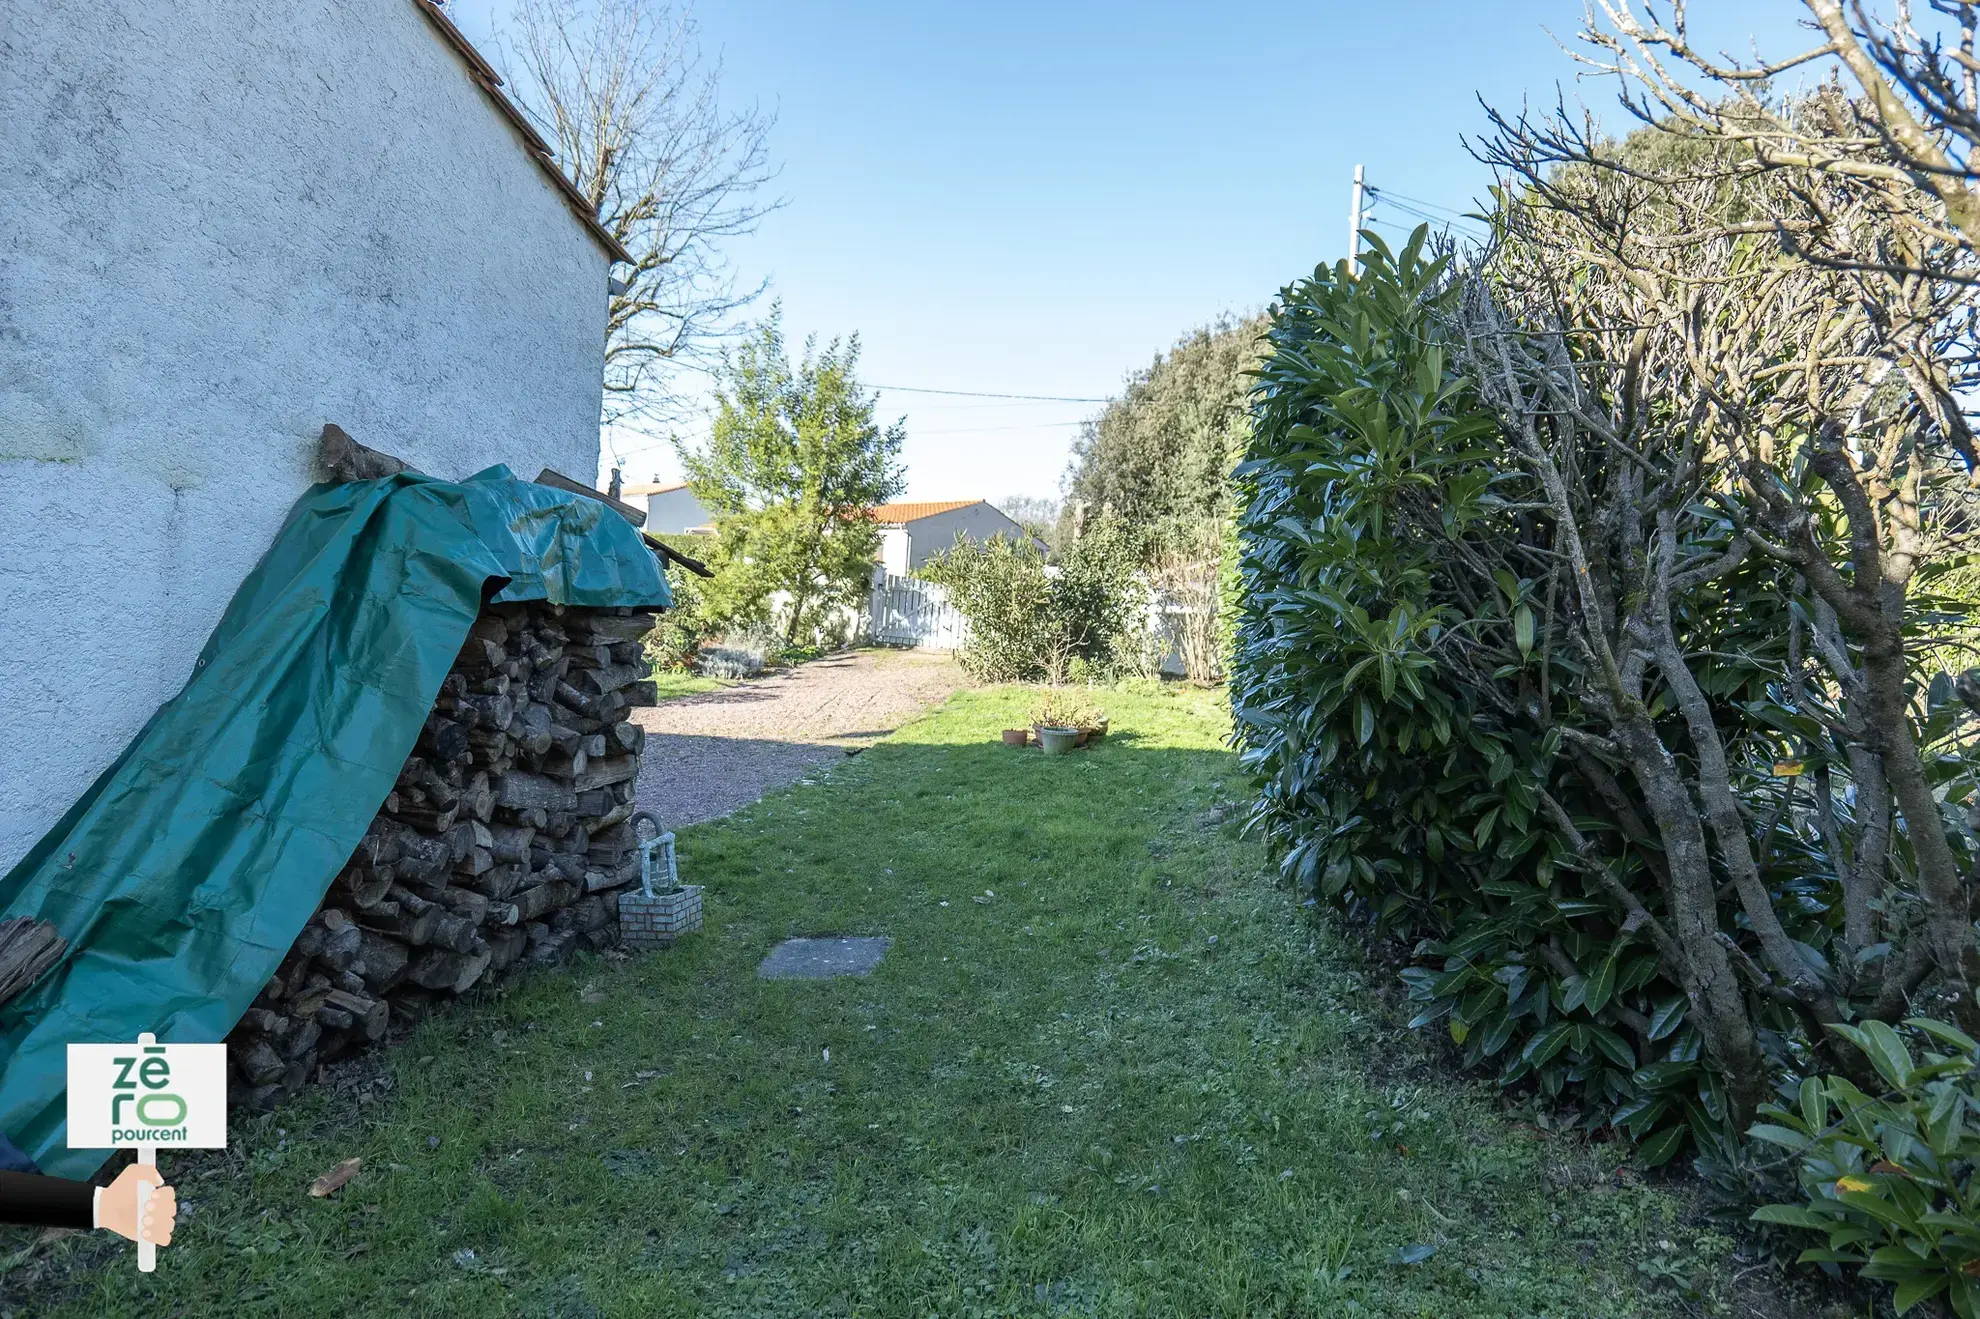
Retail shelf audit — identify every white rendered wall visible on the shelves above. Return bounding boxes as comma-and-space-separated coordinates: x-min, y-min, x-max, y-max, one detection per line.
880, 528, 911, 577
0, 0, 613, 869
903, 504, 1036, 572
645, 488, 712, 534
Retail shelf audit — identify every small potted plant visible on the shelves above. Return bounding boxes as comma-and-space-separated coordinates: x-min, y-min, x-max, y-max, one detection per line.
1032, 691, 1103, 756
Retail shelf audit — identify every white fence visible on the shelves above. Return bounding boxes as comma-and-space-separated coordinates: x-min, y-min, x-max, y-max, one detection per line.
860, 569, 1214, 677
865, 572, 966, 650
1146, 599, 1211, 679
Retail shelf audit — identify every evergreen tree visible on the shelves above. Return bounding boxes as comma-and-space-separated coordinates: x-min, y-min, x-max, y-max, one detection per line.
678, 311, 905, 646
1061, 315, 1264, 552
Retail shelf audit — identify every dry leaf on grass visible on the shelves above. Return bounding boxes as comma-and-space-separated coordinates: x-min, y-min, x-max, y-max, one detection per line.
309, 1157, 361, 1198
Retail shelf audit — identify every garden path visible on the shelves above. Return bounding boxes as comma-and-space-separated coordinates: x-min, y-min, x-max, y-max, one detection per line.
630, 648, 963, 827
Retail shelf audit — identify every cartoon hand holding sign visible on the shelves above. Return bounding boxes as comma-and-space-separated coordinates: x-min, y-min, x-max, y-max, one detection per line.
67, 1032, 225, 1270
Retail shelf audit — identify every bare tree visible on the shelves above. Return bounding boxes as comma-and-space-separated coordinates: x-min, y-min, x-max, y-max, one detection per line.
1559, 2, 1980, 271
499, 0, 780, 431
1452, 55, 1980, 1113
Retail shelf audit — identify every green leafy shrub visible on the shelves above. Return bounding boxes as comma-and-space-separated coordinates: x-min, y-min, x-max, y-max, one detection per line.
1233, 233, 1712, 1151
922, 535, 1049, 682
1062, 316, 1263, 554
1752, 1019, 1980, 1315
1227, 24, 1980, 1319
642, 561, 716, 672
922, 519, 1143, 683
1231, 226, 1979, 1178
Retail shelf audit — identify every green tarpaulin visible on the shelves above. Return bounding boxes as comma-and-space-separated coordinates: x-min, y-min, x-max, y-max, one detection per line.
0, 466, 669, 1177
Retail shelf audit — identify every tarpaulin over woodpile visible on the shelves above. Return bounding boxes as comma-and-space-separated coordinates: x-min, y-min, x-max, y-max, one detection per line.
0, 466, 669, 1177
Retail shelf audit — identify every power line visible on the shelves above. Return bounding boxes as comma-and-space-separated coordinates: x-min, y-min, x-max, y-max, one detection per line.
916, 420, 1089, 436
1371, 196, 1488, 233
889, 398, 1100, 412
871, 384, 1109, 403
1366, 216, 1482, 248
1365, 185, 1482, 221
1360, 181, 1492, 247
1366, 205, 1489, 244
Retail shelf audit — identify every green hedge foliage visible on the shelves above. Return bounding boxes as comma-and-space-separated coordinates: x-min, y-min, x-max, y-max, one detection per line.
1752, 1018, 1980, 1315
1229, 232, 1974, 1176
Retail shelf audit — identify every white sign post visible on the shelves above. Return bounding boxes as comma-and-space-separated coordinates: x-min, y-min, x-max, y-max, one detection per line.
68, 1032, 227, 1270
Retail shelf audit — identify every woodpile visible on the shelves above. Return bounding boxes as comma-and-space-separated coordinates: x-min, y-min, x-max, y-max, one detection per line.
226, 600, 662, 1110
0, 918, 66, 1011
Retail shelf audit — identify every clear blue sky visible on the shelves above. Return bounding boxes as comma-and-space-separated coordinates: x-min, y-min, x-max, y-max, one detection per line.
449, 0, 1810, 501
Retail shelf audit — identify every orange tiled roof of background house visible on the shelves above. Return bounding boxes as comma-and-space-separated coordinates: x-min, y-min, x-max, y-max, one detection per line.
866, 500, 982, 524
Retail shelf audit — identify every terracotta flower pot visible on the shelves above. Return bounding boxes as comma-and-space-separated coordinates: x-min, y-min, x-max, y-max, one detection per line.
1001, 728, 1031, 747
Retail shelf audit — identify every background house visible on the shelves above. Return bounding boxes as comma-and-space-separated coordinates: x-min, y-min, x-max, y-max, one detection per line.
0, 0, 626, 871
625, 482, 714, 535
626, 487, 1040, 569
873, 500, 1042, 575
862, 501, 1043, 650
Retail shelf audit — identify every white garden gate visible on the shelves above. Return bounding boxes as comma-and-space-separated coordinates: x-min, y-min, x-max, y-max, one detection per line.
865, 572, 966, 650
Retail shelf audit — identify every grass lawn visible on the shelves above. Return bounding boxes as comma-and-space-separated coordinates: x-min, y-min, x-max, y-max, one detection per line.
647, 670, 728, 702
2, 684, 1746, 1317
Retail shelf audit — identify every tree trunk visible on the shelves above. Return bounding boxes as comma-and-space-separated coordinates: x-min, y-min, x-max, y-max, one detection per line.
1612, 710, 1769, 1125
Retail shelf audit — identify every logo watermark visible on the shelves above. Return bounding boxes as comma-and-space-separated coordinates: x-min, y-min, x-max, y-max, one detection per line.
68, 1032, 226, 1270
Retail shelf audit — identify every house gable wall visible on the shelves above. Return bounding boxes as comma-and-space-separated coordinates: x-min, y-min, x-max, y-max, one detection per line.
880, 527, 911, 576
902, 503, 1035, 572
645, 488, 712, 535
0, 0, 612, 868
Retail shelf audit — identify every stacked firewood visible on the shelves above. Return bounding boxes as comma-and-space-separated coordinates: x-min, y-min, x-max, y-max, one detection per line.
0, 917, 66, 1011
227, 601, 662, 1110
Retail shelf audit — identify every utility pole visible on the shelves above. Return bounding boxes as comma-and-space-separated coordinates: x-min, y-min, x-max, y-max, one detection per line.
1348, 164, 1366, 265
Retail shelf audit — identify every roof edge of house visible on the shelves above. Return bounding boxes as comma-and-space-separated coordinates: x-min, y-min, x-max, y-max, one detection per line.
411, 0, 635, 266
868, 499, 987, 525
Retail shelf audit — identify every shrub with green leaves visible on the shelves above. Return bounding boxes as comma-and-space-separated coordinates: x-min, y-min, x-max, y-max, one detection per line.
1231, 22, 1980, 1318
1232, 234, 1715, 1153
922, 519, 1143, 683
1751, 1018, 1980, 1315
1231, 227, 1979, 1182
642, 560, 716, 672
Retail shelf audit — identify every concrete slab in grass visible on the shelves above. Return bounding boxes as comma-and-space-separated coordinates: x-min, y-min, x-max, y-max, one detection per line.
758, 936, 892, 980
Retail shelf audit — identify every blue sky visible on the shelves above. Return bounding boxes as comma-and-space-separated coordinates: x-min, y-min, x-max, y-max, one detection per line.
448, 0, 1812, 501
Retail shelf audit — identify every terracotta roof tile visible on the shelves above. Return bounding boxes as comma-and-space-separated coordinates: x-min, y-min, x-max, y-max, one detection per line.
866, 500, 982, 524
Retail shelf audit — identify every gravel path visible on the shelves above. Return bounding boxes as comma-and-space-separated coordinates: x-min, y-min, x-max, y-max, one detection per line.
630, 648, 964, 827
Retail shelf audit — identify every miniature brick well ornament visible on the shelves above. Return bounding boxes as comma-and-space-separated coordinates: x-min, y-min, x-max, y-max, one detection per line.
617, 811, 702, 950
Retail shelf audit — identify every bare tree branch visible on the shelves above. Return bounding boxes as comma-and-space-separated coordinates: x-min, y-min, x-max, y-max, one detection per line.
498, 0, 782, 438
